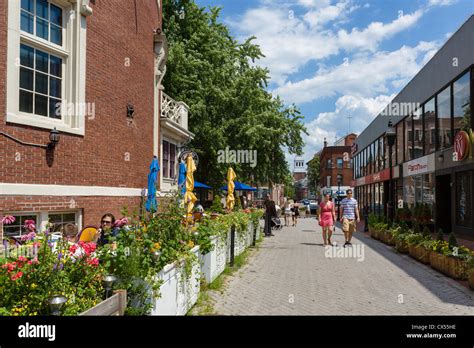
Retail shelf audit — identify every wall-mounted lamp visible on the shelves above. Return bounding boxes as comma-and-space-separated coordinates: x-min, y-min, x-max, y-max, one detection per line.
48, 128, 60, 149
1, 128, 60, 149
127, 104, 135, 119
437, 153, 444, 163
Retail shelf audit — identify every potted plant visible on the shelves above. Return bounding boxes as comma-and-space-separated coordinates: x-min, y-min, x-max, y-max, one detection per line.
407, 227, 432, 264
468, 258, 474, 290
429, 233, 472, 280
382, 224, 398, 246
394, 227, 412, 254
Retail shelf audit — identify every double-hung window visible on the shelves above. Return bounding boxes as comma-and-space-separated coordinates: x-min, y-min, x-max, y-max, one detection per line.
7, 0, 90, 135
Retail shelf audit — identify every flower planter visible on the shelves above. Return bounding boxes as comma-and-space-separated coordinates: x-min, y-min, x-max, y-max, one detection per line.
370, 229, 380, 240
408, 245, 431, 264
245, 221, 254, 247
380, 231, 395, 246
151, 246, 201, 315
429, 252, 469, 280
468, 269, 474, 290
395, 240, 409, 254
199, 235, 226, 284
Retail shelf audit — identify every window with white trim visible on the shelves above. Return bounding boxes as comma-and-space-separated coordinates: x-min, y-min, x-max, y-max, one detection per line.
7, 0, 90, 135
2, 214, 38, 238
162, 140, 178, 179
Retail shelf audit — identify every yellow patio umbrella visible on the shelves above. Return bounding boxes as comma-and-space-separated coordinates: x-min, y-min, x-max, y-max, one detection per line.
184, 154, 197, 218
226, 167, 236, 210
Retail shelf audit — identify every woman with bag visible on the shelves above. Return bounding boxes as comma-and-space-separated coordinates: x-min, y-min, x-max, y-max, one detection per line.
318, 192, 336, 246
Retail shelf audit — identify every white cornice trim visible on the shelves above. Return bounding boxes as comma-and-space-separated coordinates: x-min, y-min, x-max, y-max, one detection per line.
0, 183, 145, 197
80, 0, 93, 16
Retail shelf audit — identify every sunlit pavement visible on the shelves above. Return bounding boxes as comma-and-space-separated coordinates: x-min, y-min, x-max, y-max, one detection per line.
208, 216, 474, 315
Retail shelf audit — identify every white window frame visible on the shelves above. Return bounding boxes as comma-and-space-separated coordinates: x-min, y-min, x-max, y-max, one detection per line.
161, 137, 178, 181
6, 0, 90, 136
2, 210, 82, 237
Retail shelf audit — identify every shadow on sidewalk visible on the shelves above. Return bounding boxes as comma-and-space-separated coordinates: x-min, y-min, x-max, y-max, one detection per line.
338, 221, 474, 306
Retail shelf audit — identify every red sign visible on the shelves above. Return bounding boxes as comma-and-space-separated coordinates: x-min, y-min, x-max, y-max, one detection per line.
454, 130, 470, 161
354, 168, 392, 186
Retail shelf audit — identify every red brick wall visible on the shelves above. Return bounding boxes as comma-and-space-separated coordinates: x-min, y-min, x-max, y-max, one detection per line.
0, 1, 161, 225
0, 196, 141, 227
0, 0, 160, 188
319, 146, 353, 187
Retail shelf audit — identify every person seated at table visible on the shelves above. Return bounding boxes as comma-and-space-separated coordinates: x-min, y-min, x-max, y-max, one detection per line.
97, 213, 120, 246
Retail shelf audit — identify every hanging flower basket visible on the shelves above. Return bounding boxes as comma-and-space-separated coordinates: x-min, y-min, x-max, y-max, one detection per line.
408, 245, 431, 264
429, 252, 469, 280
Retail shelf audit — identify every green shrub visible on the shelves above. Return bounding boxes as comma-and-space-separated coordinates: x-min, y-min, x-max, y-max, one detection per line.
448, 232, 458, 248
422, 226, 431, 238
210, 194, 224, 214
436, 229, 445, 241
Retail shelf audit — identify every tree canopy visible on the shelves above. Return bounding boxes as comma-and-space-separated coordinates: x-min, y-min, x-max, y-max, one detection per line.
162, 0, 307, 189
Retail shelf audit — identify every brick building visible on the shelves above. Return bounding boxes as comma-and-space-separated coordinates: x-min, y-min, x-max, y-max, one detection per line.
0, 0, 191, 237
318, 133, 357, 199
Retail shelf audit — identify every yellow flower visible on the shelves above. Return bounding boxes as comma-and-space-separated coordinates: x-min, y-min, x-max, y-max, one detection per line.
30, 283, 37, 289
143, 225, 148, 233
188, 240, 194, 248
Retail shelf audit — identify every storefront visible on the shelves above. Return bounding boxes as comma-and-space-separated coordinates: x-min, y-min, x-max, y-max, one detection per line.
402, 154, 436, 224
435, 129, 474, 238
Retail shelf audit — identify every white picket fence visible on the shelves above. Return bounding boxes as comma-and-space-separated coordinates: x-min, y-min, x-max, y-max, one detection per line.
151, 220, 261, 315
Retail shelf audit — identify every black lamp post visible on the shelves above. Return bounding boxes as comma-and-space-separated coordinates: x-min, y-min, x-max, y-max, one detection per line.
385, 120, 397, 222
48, 128, 60, 149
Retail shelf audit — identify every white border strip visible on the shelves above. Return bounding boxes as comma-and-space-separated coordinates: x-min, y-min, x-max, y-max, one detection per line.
0, 183, 145, 197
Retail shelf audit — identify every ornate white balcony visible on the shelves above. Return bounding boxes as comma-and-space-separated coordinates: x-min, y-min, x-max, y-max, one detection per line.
161, 92, 190, 133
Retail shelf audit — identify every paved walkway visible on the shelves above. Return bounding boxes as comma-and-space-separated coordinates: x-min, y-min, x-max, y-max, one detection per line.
209, 217, 474, 315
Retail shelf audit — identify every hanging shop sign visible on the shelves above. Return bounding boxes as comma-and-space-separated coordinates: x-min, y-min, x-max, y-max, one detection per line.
453, 130, 471, 161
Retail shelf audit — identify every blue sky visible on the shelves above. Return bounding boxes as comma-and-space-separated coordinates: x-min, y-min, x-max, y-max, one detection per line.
195, 0, 474, 168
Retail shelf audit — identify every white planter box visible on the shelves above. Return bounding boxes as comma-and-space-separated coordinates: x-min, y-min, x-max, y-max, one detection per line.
199, 235, 227, 284
151, 246, 201, 316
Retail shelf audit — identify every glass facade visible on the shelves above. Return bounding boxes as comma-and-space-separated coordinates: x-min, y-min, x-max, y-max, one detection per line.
413, 108, 423, 159
424, 98, 436, 155
453, 71, 471, 134
456, 171, 473, 228
437, 85, 451, 150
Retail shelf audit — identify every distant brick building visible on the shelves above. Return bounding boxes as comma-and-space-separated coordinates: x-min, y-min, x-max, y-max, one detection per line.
318, 133, 357, 199
0, 0, 192, 237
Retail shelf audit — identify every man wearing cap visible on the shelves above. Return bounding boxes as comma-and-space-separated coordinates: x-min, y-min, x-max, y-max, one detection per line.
340, 189, 360, 247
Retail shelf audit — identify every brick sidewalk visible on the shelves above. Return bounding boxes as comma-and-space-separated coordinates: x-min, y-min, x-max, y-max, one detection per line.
208, 217, 474, 315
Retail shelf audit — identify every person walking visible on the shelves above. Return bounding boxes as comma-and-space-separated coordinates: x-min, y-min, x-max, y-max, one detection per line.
318, 192, 335, 245
283, 197, 291, 227
340, 189, 360, 247
264, 194, 277, 237
292, 202, 300, 227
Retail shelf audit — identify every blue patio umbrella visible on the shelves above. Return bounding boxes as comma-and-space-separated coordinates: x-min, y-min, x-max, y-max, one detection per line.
145, 156, 160, 212
220, 181, 257, 192
178, 162, 187, 195
194, 181, 212, 189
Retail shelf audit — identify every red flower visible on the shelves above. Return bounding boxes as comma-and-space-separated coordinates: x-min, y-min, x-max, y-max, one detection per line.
69, 244, 78, 254
11, 271, 23, 281
17, 256, 27, 262
88, 258, 99, 267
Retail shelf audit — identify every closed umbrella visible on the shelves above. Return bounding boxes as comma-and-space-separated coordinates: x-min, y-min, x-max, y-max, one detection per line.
226, 167, 236, 210
184, 154, 197, 217
178, 162, 187, 195
145, 156, 160, 212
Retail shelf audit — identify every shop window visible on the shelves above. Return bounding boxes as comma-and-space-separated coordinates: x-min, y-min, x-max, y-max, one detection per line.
396, 121, 403, 164
456, 171, 472, 227
437, 85, 452, 150
405, 117, 413, 161
424, 98, 436, 155
413, 108, 423, 159
453, 71, 470, 134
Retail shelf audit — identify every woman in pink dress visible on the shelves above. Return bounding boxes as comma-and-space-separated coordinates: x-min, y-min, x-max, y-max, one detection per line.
318, 193, 336, 246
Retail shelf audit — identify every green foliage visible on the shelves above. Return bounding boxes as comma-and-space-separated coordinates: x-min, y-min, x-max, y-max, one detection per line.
436, 229, 445, 241
210, 194, 224, 214
162, 0, 307, 187
307, 156, 320, 194
233, 194, 242, 211
422, 226, 431, 238
448, 232, 458, 248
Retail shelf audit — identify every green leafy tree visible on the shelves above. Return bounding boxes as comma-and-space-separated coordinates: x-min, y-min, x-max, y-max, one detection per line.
307, 155, 320, 195
162, 1, 307, 190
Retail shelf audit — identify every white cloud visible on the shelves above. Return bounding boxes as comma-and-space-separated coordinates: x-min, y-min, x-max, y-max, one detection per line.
300, 94, 395, 161
273, 40, 440, 104
228, 3, 424, 86
427, 0, 458, 6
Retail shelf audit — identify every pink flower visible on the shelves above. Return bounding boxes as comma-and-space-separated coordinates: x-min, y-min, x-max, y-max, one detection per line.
1, 216, 15, 225
17, 256, 27, 262
23, 220, 36, 232
114, 217, 129, 228
11, 271, 23, 281
88, 258, 99, 267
